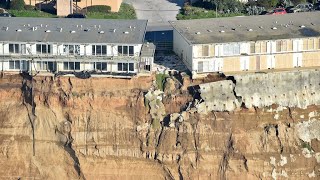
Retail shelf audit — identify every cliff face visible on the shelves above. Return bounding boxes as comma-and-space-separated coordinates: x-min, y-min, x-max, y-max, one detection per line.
0, 72, 319, 179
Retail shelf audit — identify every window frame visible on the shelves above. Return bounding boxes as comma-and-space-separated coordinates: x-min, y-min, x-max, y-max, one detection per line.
36, 44, 51, 55
9, 43, 26, 54
118, 45, 135, 56
92, 44, 107, 56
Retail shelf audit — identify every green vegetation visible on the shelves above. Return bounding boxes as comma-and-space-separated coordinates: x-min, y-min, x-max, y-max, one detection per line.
155, 73, 169, 91
151, 118, 161, 129
301, 141, 313, 152
9, 0, 25, 10
8, 9, 57, 17
177, 5, 244, 20
86, 3, 136, 19
85, 5, 111, 13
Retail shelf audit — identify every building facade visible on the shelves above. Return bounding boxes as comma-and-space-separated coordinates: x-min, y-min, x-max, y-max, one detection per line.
170, 12, 320, 77
0, 17, 153, 77
25, 0, 122, 16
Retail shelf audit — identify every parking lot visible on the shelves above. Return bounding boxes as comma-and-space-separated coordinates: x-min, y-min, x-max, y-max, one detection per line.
124, 0, 184, 23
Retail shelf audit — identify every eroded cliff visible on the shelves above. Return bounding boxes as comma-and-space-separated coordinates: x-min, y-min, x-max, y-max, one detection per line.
0, 70, 319, 179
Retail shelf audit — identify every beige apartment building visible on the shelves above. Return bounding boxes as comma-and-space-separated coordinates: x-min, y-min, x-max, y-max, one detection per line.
25, 0, 122, 16
170, 12, 320, 77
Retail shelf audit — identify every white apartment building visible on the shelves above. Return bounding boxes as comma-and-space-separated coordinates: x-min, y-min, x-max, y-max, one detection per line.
0, 17, 154, 77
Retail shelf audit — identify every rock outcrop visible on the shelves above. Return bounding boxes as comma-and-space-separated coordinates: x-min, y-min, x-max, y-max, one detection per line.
0, 70, 319, 179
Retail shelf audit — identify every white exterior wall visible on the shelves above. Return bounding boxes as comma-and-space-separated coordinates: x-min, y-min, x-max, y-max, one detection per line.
52, 44, 58, 55
80, 45, 85, 55
3, 43, 9, 55
0, 43, 3, 55
85, 45, 92, 55
134, 44, 142, 56
173, 29, 193, 71
240, 42, 250, 54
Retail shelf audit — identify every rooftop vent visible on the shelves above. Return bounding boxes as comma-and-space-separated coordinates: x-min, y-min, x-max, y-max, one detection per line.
70, 30, 76, 33
99, 31, 104, 34
32, 27, 37, 31
272, 27, 277, 30
59, 28, 62, 32
112, 29, 116, 32
124, 31, 129, 34
27, 24, 30, 27
248, 29, 253, 32
40, 24, 43, 27
231, 28, 236, 31
16, 29, 22, 32
259, 26, 263, 29
98, 25, 101, 28
4, 27, 8, 31
207, 29, 212, 32
219, 30, 225, 33
84, 28, 90, 32
45, 30, 51, 33
195, 32, 201, 34
300, 25, 305, 28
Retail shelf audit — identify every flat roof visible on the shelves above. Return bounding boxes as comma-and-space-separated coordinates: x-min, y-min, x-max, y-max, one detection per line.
0, 17, 148, 44
170, 12, 320, 44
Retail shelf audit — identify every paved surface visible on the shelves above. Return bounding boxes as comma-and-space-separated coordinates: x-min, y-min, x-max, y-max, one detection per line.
125, 0, 184, 23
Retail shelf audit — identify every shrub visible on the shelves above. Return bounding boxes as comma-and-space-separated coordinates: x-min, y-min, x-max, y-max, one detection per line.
9, 0, 25, 10
86, 5, 111, 13
24, 5, 36, 11
155, 73, 169, 91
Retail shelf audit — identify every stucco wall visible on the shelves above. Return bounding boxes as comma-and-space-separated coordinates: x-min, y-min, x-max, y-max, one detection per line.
173, 29, 193, 71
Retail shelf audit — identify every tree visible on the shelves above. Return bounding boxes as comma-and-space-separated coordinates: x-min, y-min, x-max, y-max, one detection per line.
202, 0, 244, 13
256, 0, 279, 9
9, 0, 25, 10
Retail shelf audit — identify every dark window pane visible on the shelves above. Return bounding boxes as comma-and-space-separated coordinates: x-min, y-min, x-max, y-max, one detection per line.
9, 44, 14, 53
36, 44, 41, 53
75, 62, 80, 70
48, 62, 55, 71
15, 60, 20, 69
123, 46, 128, 56
70, 62, 75, 70
129, 63, 134, 71
118, 46, 122, 55
14, 44, 19, 53
92, 45, 95, 55
47, 45, 51, 54
123, 63, 128, 71
96, 45, 102, 55
129, 46, 134, 56
102, 45, 106, 55
101, 62, 107, 70
63, 62, 69, 70
9, 61, 14, 69
96, 62, 101, 70
117, 63, 122, 71
69, 45, 74, 54
42, 45, 47, 53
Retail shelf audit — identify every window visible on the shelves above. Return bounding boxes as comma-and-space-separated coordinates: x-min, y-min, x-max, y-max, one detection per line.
9, 60, 28, 70
276, 41, 281, 52
94, 62, 107, 71
222, 43, 240, 56
117, 63, 135, 72
63, 45, 80, 55
9, 44, 26, 54
202, 45, 209, 56
36, 44, 51, 54
63, 62, 80, 70
255, 42, 261, 54
118, 45, 134, 56
92, 45, 107, 56
35, 61, 56, 72
250, 42, 255, 53
276, 40, 287, 52
308, 39, 314, 50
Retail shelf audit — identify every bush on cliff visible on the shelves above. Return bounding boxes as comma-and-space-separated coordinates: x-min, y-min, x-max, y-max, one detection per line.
9, 0, 25, 10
